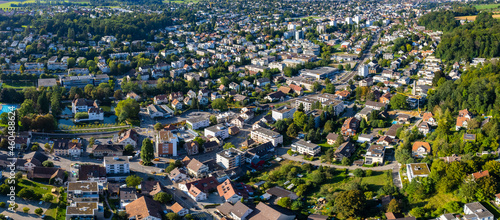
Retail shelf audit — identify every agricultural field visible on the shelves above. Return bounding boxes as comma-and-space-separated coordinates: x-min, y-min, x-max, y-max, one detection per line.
455, 14, 500, 21
474, 3, 500, 10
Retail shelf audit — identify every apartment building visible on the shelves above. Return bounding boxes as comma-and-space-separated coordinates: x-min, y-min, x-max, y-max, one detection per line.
216, 148, 243, 170
291, 140, 321, 156
250, 127, 283, 147
156, 130, 179, 157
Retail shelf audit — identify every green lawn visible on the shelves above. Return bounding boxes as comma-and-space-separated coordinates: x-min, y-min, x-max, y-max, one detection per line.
474, 3, 500, 10
44, 204, 57, 220
18, 179, 54, 197
2, 81, 35, 89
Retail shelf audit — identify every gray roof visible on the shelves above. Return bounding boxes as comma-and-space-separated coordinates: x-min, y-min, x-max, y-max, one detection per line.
464, 202, 494, 219
104, 156, 129, 165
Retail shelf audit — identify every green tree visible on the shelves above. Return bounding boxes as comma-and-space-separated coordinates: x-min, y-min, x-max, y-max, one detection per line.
42, 161, 54, 167
332, 190, 366, 218
311, 170, 325, 184
223, 143, 235, 149
390, 94, 408, 110
115, 98, 140, 122
22, 207, 29, 213
353, 168, 364, 177
42, 193, 54, 202
286, 123, 299, 137
341, 157, 350, 166
211, 98, 227, 110
386, 199, 402, 213
125, 175, 143, 187
154, 123, 163, 131
166, 212, 180, 220
124, 144, 135, 154
141, 138, 154, 166
209, 115, 217, 125
153, 192, 172, 204
277, 197, 292, 209
35, 208, 43, 215
19, 99, 35, 118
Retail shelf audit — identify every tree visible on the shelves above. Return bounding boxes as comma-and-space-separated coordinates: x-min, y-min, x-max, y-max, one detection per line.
154, 123, 163, 131
22, 207, 29, 213
277, 197, 292, 209
286, 123, 299, 137
211, 98, 227, 111
185, 214, 194, 220
67, 57, 76, 68
341, 157, 350, 166
390, 94, 408, 110
115, 98, 140, 122
42, 193, 54, 202
332, 190, 365, 218
35, 208, 43, 215
223, 143, 235, 149
42, 161, 54, 167
387, 199, 402, 213
141, 138, 154, 166
166, 212, 180, 220
19, 99, 35, 118
124, 144, 135, 154
126, 175, 142, 187
209, 115, 217, 125
31, 144, 39, 151
353, 168, 364, 177
153, 192, 172, 204
311, 170, 325, 184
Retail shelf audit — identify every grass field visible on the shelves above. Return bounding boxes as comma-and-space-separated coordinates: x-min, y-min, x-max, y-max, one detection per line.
0, 0, 89, 9
456, 14, 500, 21
474, 3, 500, 10
2, 81, 35, 89
18, 179, 55, 197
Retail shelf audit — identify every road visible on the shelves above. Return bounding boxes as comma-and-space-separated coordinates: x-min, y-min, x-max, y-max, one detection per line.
277, 147, 397, 171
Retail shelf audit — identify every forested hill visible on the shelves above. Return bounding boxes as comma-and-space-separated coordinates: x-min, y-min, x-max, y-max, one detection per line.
427, 60, 500, 116
418, 12, 500, 62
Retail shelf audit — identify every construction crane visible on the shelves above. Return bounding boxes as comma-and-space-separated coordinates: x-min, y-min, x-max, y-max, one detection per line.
397, 92, 422, 116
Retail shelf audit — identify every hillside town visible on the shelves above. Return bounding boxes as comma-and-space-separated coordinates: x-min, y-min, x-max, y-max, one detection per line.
0, 0, 498, 220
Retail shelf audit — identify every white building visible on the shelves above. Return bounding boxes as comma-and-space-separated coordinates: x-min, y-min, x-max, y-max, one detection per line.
216, 149, 243, 170
156, 130, 178, 157
464, 202, 494, 220
406, 163, 430, 182
186, 117, 210, 130
251, 127, 283, 147
103, 156, 130, 175
205, 124, 229, 139
358, 65, 369, 77
272, 106, 296, 121
291, 140, 321, 156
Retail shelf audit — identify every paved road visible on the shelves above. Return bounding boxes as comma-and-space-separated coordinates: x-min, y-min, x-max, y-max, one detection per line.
277, 147, 397, 171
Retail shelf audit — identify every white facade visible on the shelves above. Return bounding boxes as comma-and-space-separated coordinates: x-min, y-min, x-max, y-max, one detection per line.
204, 124, 229, 139
358, 65, 369, 77
186, 117, 210, 130
272, 106, 296, 121
291, 140, 321, 156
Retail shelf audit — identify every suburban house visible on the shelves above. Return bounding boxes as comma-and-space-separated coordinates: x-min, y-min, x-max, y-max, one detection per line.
422, 112, 437, 126
92, 144, 124, 157
248, 202, 296, 220
326, 133, 339, 145
125, 196, 164, 220
168, 167, 189, 182
463, 202, 494, 220
334, 142, 355, 160
52, 139, 82, 157
412, 141, 431, 158
406, 163, 430, 182
341, 117, 359, 136
217, 201, 253, 220
115, 129, 139, 147
418, 122, 431, 135
179, 177, 219, 201
456, 109, 473, 130
217, 179, 254, 204
365, 144, 385, 164
27, 167, 64, 185
171, 202, 189, 217
263, 187, 299, 201
250, 127, 283, 147
186, 158, 209, 177
184, 141, 199, 156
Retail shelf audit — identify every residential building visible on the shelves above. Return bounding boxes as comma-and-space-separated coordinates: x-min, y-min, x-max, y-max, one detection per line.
291, 140, 321, 156
217, 201, 253, 220
299, 67, 339, 80
406, 163, 430, 182
205, 124, 230, 139
184, 141, 199, 156
412, 141, 431, 158
463, 202, 494, 220
66, 202, 104, 220
186, 158, 209, 177
103, 156, 130, 176
27, 167, 64, 185
179, 177, 218, 201
171, 202, 189, 217
272, 106, 296, 121
67, 182, 100, 203
365, 145, 385, 164
125, 196, 164, 220
52, 139, 82, 157
216, 148, 243, 170
156, 130, 179, 157
217, 179, 254, 204
92, 144, 124, 157
341, 117, 359, 136
335, 142, 355, 160
251, 127, 283, 147
326, 133, 339, 145
248, 202, 296, 220
115, 129, 139, 147
186, 117, 210, 130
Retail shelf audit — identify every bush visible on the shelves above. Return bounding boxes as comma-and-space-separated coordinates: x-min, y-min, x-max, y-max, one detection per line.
22, 207, 29, 213
0, 202, 5, 208
35, 208, 43, 215
365, 170, 373, 177
353, 168, 365, 177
